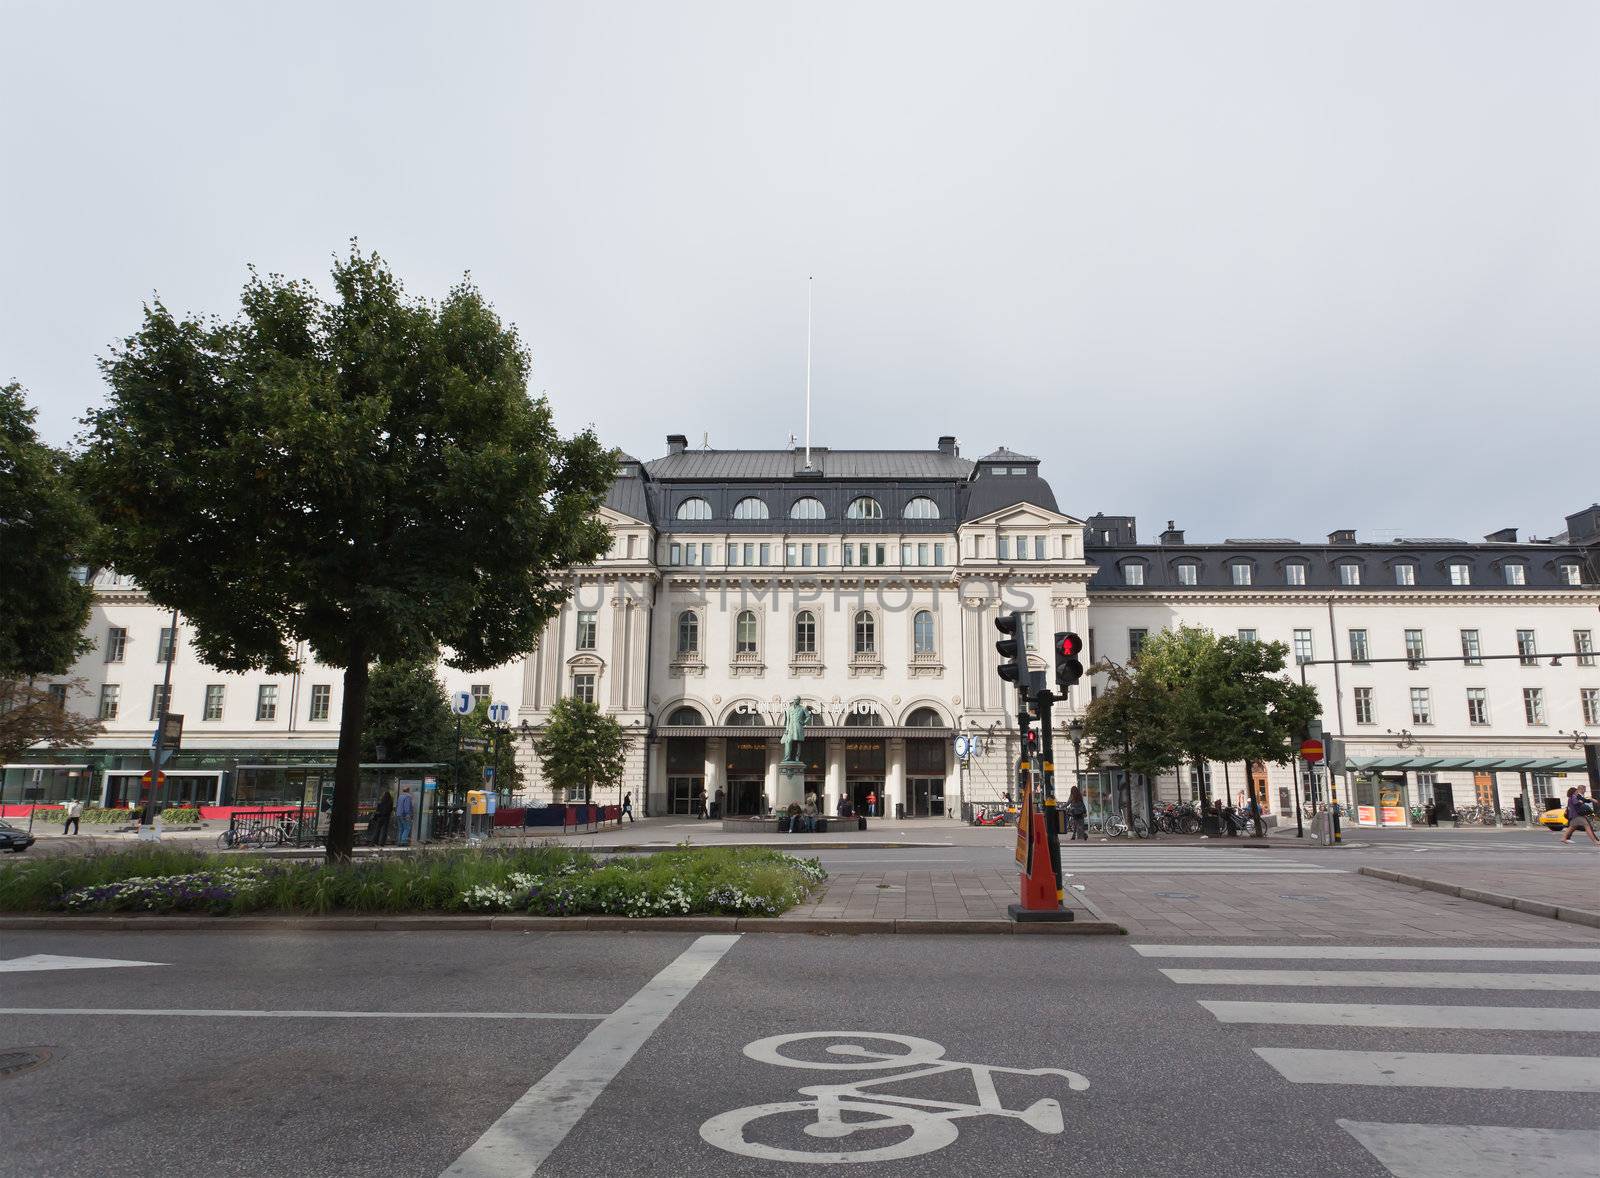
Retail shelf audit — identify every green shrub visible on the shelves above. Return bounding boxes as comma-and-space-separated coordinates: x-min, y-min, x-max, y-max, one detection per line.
159, 808, 201, 825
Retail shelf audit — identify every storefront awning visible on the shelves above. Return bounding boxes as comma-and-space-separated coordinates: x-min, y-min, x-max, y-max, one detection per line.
659, 726, 952, 739
1346, 754, 1587, 773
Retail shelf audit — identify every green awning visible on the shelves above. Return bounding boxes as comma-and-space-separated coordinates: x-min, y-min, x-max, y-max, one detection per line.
1345, 754, 1587, 773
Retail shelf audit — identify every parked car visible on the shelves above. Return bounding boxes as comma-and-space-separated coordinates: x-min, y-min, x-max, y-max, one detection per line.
0, 820, 36, 852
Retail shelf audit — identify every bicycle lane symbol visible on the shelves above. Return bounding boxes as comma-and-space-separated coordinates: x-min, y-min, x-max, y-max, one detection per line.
698, 1032, 1090, 1164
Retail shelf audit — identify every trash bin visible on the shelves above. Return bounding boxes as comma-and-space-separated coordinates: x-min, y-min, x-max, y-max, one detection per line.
895, 802, 905, 820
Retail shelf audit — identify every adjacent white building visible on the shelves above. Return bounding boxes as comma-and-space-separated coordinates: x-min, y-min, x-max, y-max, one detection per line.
11, 436, 1598, 828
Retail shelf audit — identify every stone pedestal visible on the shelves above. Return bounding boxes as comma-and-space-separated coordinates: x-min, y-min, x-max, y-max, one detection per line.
776, 760, 807, 811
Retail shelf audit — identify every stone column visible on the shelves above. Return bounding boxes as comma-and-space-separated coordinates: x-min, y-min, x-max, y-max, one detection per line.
826, 737, 845, 816
887, 736, 906, 819
704, 737, 725, 816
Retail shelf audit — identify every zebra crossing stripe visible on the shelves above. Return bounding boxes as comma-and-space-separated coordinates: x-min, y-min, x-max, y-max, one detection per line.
1160, 968, 1599, 991
1134, 944, 1600, 961
1338, 1121, 1600, 1178
1254, 1048, 1600, 1092
1199, 1001, 1576, 1030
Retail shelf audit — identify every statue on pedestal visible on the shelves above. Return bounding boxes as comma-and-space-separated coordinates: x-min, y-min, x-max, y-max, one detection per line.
781, 697, 809, 763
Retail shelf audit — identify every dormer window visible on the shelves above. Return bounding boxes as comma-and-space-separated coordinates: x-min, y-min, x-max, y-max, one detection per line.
1176, 563, 1198, 586
1285, 563, 1307, 586
789, 497, 826, 520
732, 497, 769, 520
675, 496, 712, 521
1449, 562, 1471, 586
1503, 564, 1526, 586
1339, 563, 1361, 586
1560, 563, 1582, 586
903, 496, 940, 519
1123, 563, 1145, 587
846, 496, 883, 520
1394, 564, 1416, 586
1230, 563, 1252, 587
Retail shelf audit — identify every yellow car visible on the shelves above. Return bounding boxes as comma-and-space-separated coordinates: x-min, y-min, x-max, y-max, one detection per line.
1538, 807, 1568, 830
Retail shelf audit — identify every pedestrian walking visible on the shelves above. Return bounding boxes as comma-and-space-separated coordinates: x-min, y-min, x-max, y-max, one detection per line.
713, 787, 724, 819
867, 789, 878, 818
622, 791, 634, 822
368, 790, 393, 845
395, 785, 415, 846
62, 798, 82, 835
1065, 785, 1088, 841
1247, 790, 1264, 838
1561, 786, 1598, 844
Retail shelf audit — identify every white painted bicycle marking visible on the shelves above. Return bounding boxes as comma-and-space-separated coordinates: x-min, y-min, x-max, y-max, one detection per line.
700, 1032, 1089, 1164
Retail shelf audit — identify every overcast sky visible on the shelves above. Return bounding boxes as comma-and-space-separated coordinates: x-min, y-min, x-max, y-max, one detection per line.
3, 1, 1596, 542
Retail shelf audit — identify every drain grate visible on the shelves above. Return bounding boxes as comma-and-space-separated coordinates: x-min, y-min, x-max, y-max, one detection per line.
0, 1047, 53, 1079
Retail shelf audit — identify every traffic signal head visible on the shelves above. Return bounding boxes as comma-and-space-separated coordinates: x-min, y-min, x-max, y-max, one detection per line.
994, 613, 1027, 685
1054, 631, 1085, 694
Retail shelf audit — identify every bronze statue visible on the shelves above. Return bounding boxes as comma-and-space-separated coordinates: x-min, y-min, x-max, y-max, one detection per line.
781, 697, 809, 763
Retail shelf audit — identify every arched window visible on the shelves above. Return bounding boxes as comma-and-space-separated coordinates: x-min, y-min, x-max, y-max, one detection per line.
846, 496, 883, 520
732, 497, 769, 520
905, 706, 944, 727
725, 705, 762, 725
665, 706, 705, 726
844, 707, 884, 726
903, 496, 940, 520
794, 610, 817, 655
675, 497, 712, 521
789, 497, 825, 520
913, 610, 935, 654
854, 610, 876, 654
676, 610, 699, 655
735, 610, 759, 654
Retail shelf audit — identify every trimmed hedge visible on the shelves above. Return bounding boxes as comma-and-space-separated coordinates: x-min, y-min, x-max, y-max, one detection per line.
0, 844, 827, 918
21, 807, 201, 825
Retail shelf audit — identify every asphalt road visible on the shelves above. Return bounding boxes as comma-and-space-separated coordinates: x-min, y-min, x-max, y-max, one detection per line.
4, 920, 1597, 1177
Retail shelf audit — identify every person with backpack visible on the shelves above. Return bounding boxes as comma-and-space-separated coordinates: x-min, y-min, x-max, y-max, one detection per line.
1065, 785, 1088, 841
368, 790, 394, 845
621, 791, 635, 822
1561, 786, 1598, 844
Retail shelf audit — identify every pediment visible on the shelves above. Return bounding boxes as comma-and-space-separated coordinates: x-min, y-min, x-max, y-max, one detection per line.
963, 502, 1083, 529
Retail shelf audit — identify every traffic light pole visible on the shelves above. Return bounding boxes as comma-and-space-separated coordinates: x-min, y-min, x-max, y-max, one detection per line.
1036, 689, 1065, 906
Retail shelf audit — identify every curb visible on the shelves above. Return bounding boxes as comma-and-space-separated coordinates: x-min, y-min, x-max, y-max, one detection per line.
0, 913, 1125, 936
1358, 867, 1600, 930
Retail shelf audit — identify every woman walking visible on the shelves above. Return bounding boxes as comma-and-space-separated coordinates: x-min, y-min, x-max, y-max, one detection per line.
1066, 785, 1088, 841
1561, 786, 1598, 844
368, 790, 394, 845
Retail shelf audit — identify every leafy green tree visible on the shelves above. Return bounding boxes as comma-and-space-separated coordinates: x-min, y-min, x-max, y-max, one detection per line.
537, 696, 625, 805
81, 248, 615, 859
0, 382, 95, 677
361, 658, 454, 763
0, 678, 103, 777
1082, 662, 1180, 822
458, 702, 525, 797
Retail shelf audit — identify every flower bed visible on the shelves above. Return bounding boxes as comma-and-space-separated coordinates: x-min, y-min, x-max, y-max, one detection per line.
0, 845, 827, 918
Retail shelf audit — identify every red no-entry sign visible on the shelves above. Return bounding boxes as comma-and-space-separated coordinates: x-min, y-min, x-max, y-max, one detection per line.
141, 769, 166, 788
1299, 739, 1325, 763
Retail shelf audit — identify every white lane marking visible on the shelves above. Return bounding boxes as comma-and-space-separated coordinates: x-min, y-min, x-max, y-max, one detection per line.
700, 1032, 1088, 1164
1338, 1120, 1600, 1178
1135, 945, 1600, 961
1161, 969, 1600, 991
1255, 1048, 1600, 1092
1200, 1001, 1576, 1030
443, 934, 740, 1177
1048, 867, 1343, 874
0, 1008, 604, 1021
0, 954, 165, 973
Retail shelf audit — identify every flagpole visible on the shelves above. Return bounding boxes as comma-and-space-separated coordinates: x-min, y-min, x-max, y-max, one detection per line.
804, 276, 813, 469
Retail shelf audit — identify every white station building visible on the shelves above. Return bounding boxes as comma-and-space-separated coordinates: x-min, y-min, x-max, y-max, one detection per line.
11, 435, 1599, 828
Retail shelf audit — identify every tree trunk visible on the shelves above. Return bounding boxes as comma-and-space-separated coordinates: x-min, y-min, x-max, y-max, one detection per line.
326, 650, 370, 863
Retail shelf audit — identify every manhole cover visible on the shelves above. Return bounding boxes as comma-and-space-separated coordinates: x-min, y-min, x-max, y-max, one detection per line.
1278, 894, 1331, 903
1154, 891, 1199, 900
0, 1048, 53, 1079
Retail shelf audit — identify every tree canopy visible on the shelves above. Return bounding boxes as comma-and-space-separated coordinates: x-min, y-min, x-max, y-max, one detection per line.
0, 382, 95, 677
537, 696, 625, 804
0, 678, 102, 776
81, 248, 616, 858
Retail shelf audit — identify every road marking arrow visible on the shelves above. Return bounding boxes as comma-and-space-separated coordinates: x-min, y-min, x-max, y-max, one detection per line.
0, 954, 166, 973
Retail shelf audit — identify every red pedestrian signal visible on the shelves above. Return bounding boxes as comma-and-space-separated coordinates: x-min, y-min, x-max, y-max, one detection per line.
1053, 631, 1085, 694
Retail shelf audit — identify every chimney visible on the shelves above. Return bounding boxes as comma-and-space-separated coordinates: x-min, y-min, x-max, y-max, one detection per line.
937, 435, 958, 457
1159, 520, 1184, 544
666, 434, 687, 455
1484, 527, 1517, 543
1328, 529, 1356, 544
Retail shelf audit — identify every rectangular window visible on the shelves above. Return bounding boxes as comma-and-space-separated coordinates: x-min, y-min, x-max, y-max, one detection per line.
1348, 629, 1369, 663
1410, 687, 1431, 725
1504, 564, 1526, 585
256, 684, 278, 721
1177, 563, 1197, 586
1232, 564, 1252, 586
576, 611, 597, 650
1394, 564, 1415, 585
917, 543, 929, 566
1517, 629, 1537, 666
729, 544, 743, 567
1466, 688, 1488, 726
471, 684, 491, 707
701, 543, 712, 565
1583, 687, 1600, 726
669, 543, 681, 566
784, 543, 797, 567
875, 544, 886, 566
105, 626, 127, 663
1576, 630, 1595, 667
1293, 629, 1313, 664
1404, 629, 1425, 667
573, 673, 596, 705
1129, 628, 1148, 659
1460, 629, 1481, 665
1124, 564, 1145, 586
47, 683, 68, 709
1285, 564, 1306, 586
743, 543, 755, 565
843, 545, 854, 567
626, 534, 636, 558
934, 543, 945, 565
1237, 628, 1256, 643
308, 684, 332, 722
686, 544, 700, 567
98, 684, 120, 720
204, 684, 225, 721
1523, 687, 1545, 725
1019, 611, 1037, 652
997, 535, 1010, 560
901, 543, 912, 565
1339, 564, 1360, 586
156, 626, 176, 663
149, 684, 171, 721
1561, 564, 1582, 586
1013, 537, 1028, 561
759, 543, 771, 566
801, 544, 814, 568
1450, 563, 1471, 586
1035, 536, 1047, 560
1353, 687, 1374, 725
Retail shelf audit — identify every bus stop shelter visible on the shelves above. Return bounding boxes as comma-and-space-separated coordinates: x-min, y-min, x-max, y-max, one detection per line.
1344, 754, 1589, 825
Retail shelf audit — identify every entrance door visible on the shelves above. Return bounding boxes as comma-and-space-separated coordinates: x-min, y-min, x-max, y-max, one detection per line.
667, 776, 701, 815
1434, 782, 1456, 820
850, 780, 884, 816
908, 778, 945, 817
728, 779, 763, 816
